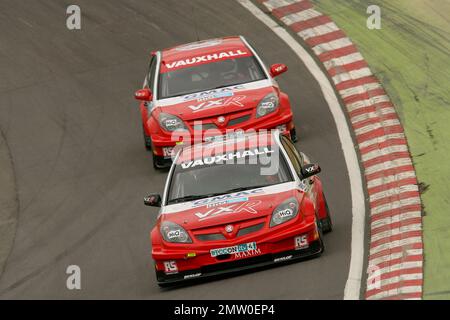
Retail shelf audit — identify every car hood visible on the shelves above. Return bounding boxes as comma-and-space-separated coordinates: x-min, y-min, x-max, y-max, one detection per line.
155, 79, 278, 121
160, 182, 304, 230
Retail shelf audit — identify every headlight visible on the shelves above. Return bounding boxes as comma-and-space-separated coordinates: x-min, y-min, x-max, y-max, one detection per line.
256, 93, 279, 118
159, 113, 187, 132
270, 197, 299, 227
160, 221, 192, 243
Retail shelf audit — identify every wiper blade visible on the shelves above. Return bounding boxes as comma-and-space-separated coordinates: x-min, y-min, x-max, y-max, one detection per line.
168, 194, 209, 204
222, 185, 269, 194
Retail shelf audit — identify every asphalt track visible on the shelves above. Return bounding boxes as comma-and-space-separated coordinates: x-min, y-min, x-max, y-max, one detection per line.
0, 0, 353, 299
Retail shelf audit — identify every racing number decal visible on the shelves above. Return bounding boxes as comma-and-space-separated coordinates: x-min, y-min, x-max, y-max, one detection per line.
163, 261, 178, 274
295, 235, 309, 249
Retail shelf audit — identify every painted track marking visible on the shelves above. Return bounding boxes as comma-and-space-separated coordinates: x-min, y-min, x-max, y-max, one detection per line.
243, 0, 423, 300
237, 0, 366, 300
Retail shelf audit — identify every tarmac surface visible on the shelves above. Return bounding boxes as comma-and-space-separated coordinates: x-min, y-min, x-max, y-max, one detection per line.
0, 0, 352, 299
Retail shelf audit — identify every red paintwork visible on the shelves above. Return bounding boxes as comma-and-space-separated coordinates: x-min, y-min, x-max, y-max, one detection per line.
151, 137, 327, 276
136, 36, 296, 158
270, 63, 288, 77
135, 88, 152, 101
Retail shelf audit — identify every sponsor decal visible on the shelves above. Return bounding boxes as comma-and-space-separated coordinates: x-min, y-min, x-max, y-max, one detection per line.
205, 197, 248, 208
195, 200, 261, 221
167, 230, 183, 240
234, 248, 262, 259
295, 235, 309, 250
274, 255, 293, 263
204, 130, 245, 143
188, 95, 246, 113
210, 242, 257, 257
163, 261, 178, 274
197, 91, 233, 102
192, 189, 262, 207
183, 272, 202, 279
163, 147, 174, 158
182, 84, 245, 101
164, 50, 249, 71
180, 147, 274, 169
278, 208, 294, 219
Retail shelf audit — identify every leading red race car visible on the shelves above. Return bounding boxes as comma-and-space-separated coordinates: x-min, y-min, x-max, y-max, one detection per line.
145, 131, 332, 286
134, 36, 297, 169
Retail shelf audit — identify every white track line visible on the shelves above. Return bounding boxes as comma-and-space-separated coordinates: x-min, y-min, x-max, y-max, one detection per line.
324, 52, 365, 70
298, 22, 340, 40
264, 0, 300, 11
237, 0, 366, 300
312, 37, 352, 56
280, 8, 322, 25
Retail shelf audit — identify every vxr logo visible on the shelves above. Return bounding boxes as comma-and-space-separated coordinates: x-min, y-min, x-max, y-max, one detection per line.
195, 200, 261, 220
188, 96, 246, 113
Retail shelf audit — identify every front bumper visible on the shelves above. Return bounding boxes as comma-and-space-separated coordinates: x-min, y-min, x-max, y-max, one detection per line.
153, 219, 321, 286
149, 112, 295, 160
155, 240, 322, 286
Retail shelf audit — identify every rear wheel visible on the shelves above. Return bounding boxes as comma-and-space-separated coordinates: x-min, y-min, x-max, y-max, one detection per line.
320, 193, 333, 233
152, 153, 165, 170
290, 128, 298, 143
143, 125, 152, 151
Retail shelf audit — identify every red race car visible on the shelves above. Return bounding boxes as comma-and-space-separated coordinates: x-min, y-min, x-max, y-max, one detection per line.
145, 131, 332, 286
134, 36, 297, 169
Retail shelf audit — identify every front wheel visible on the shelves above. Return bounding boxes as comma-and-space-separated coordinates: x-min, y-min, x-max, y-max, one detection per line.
320, 193, 333, 233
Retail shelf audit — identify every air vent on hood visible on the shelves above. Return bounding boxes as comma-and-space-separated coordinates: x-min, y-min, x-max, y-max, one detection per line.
196, 233, 226, 242
236, 223, 264, 238
192, 123, 218, 130
228, 115, 251, 127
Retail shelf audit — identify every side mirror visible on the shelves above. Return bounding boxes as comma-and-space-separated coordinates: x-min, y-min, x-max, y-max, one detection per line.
144, 194, 161, 207
270, 63, 288, 77
135, 88, 152, 101
300, 163, 321, 180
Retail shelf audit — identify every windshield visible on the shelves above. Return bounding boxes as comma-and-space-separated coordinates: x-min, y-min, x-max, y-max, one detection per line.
167, 147, 293, 204
158, 56, 266, 99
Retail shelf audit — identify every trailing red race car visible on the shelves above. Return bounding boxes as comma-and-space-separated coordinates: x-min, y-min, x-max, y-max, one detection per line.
145, 131, 332, 286
134, 36, 297, 169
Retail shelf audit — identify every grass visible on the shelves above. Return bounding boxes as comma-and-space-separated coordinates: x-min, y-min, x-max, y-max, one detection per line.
311, 0, 450, 299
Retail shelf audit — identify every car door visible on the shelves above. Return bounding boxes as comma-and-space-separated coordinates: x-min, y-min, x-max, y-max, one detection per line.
280, 136, 319, 209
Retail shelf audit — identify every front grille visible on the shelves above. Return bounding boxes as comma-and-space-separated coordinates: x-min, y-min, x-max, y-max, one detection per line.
196, 233, 226, 242
228, 115, 251, 127
202, 254, 270, 274
236, 223, 264, 238
192, 123, 218, 130
201, 242, 322, 274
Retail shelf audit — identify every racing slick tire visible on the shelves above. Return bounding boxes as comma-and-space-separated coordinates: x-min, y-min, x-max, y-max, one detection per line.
143, 125, 152, 151
152, 153, 168, 170
320, 193, 333, 233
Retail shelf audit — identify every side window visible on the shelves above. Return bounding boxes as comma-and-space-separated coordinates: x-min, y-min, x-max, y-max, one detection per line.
147, 56, 157, 91
281, 136, 303, 174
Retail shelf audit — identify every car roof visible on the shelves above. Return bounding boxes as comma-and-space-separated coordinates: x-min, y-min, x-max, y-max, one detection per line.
159, 36, 253, 73
176, 131, 279, 163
